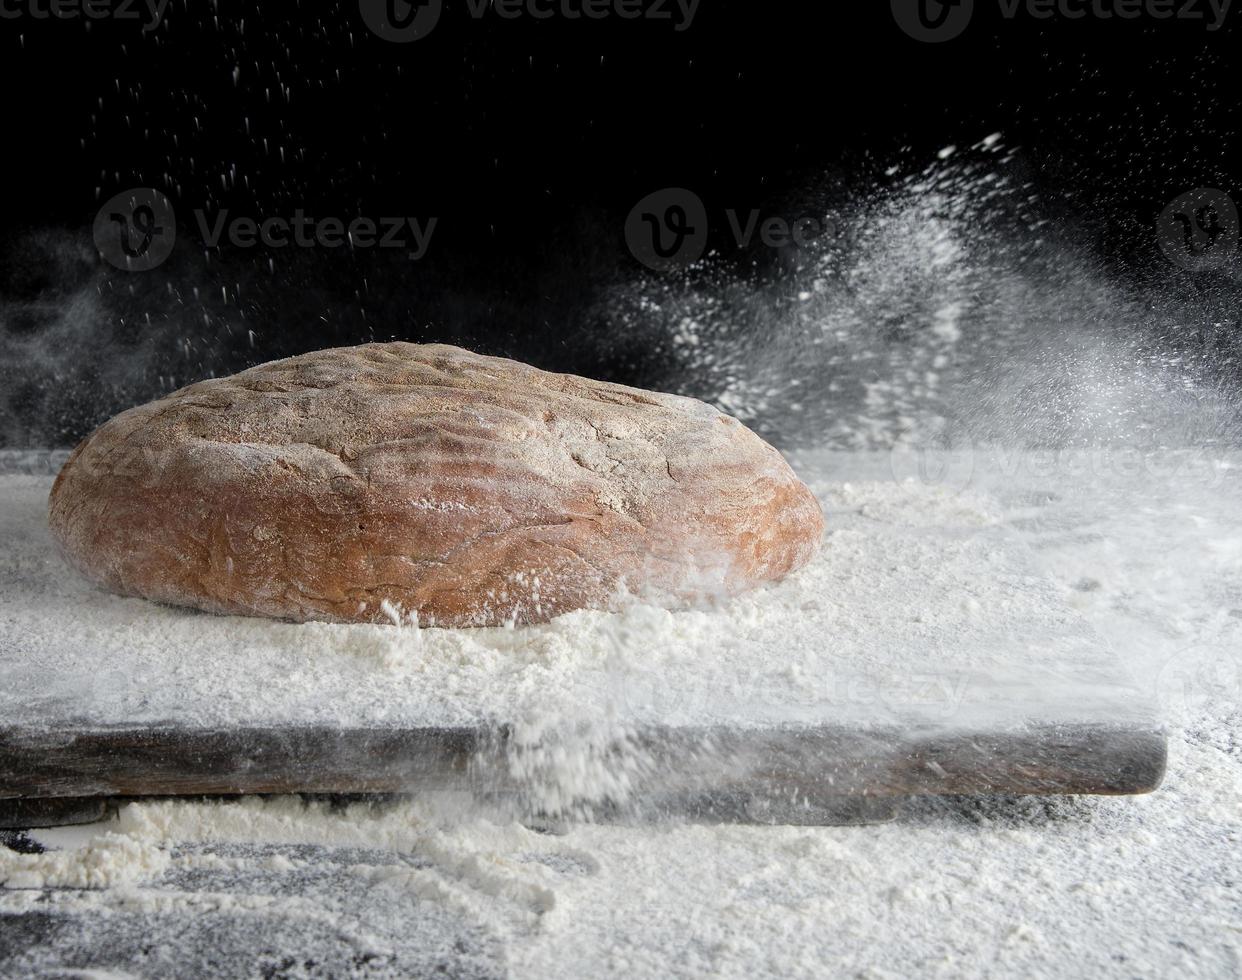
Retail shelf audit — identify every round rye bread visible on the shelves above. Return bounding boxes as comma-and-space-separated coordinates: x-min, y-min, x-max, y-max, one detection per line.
48, 343, 824, 627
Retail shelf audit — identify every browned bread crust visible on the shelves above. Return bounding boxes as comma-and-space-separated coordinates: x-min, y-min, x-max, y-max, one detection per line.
48, 343, 823, 626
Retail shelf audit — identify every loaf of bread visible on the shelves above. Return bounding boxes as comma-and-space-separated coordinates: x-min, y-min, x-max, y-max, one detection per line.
48, 343, 823, 626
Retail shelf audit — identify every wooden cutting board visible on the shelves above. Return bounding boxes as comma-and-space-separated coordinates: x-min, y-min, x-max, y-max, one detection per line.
0, 454, 1166, 826
0, 722, 1165, 819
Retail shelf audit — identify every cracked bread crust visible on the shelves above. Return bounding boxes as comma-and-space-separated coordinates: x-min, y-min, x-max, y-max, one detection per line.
48, 342, 824, 626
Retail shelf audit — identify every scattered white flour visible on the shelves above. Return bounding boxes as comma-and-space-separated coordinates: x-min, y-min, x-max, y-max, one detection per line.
0, 457, 1142, 738
1, 448, 1240, 978
3, 733, 1240, 979
0, 833, 170, 891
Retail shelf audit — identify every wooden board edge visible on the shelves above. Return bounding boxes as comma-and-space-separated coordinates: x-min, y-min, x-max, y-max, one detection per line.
0, 722, 1168, 803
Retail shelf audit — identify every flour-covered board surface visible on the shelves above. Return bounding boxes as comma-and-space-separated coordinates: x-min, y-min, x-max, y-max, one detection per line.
0, 450, 1162, 809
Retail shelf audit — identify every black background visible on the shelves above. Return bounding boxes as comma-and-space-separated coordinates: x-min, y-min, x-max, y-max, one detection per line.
0, 0, 1239, 443
4, 1, 1236, 227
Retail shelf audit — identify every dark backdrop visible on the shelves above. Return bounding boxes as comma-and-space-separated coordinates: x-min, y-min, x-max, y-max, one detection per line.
1, 0, 1239, 445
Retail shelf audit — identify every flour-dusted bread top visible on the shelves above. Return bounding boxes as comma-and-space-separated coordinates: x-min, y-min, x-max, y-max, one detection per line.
48, 343, 824, 626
